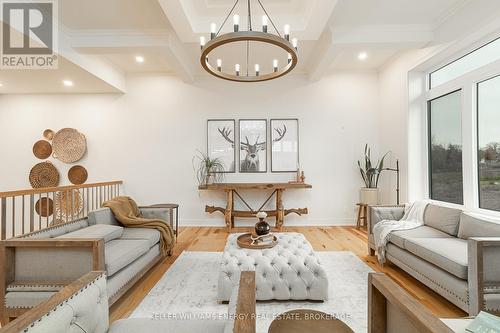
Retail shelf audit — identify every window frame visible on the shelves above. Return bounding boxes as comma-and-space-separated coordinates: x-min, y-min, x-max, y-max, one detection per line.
476, 74, 500, 212
427, 89, 464, 205
422, 39, 500, 215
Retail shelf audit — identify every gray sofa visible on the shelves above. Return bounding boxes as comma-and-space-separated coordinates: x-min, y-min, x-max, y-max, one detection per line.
0, 271, 256, 333
0, 207, 172, 323
368, 203, 500, 315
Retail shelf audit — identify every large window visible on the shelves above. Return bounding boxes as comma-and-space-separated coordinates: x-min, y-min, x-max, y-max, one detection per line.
430, 37, 500, 88
428, 90, 463, 205
478, 75, 500, 211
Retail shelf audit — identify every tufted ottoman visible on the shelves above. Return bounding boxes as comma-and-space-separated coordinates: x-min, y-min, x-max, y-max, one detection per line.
217, 232, 328, 301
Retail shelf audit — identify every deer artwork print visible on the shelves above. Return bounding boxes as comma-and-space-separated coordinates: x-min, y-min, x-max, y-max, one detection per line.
219, 122, 287, 172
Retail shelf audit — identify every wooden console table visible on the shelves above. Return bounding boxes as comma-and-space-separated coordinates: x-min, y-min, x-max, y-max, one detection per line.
198, 183, 312, 231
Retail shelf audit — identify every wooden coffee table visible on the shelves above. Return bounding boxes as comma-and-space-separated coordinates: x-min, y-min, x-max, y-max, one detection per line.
268, 310, 354, 333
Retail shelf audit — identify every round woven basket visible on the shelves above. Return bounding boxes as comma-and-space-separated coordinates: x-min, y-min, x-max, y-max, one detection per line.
29, 162, 60, 188
33, 140, 52, 160
35, 197, 54, 217
55, 190, 83, 218
52, 128, 87, 163
43, 129, 54, 141
68, 165, 88, 185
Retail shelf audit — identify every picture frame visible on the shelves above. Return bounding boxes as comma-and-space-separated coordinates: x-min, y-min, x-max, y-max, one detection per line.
238, 119, 267, 173
207, 119, 236, 173
270, 118, 299, 172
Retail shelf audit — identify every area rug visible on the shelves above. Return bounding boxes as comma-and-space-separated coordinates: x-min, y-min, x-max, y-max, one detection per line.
131, 251, 373, 333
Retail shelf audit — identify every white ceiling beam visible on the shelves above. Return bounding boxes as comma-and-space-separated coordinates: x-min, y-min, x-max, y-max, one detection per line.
68, 29, 195, 83
58, 28, 127, 92
307, 24, 434, 81
307, 27, 339, 82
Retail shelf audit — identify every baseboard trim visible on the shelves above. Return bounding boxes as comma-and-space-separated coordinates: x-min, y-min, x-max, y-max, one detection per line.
178, 218, 356, 227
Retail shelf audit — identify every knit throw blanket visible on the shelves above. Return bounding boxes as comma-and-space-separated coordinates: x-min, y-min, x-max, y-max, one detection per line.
373, 200, 428, 264
103, 196, 174, 255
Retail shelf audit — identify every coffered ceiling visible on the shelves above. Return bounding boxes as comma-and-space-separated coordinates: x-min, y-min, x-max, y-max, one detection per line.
1, 0, 500, 94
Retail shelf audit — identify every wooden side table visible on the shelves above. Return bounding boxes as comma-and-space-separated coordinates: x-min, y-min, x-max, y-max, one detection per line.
149, 203, 179, 240
356, 203, 368, 229
268, 309, 354, 333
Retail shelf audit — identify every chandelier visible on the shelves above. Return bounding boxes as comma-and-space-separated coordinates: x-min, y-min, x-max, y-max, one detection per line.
199, 0, 298, 83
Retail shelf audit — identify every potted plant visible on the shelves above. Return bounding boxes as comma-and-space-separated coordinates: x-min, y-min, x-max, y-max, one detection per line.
357, 144, 388, 205
193, 150, 225, 186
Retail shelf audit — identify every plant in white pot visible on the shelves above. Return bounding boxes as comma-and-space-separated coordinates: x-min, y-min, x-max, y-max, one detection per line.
357, 144, 388, 205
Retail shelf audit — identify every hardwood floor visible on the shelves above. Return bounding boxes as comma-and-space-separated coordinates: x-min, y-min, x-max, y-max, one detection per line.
109, 226, 467, 323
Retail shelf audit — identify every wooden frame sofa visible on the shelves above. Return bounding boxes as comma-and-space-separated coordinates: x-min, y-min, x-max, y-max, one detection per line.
369, 273, 472, 333
0, 271, 256, 333
367, 203, 500, 315
0, 206, 174, 324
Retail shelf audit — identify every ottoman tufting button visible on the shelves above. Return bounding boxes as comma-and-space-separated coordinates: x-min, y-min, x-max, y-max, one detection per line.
272, 286, 276, 291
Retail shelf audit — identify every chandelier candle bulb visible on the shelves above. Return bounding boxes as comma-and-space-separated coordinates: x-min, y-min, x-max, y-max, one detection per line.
200, 36, 206, 49
235, 64, 240, 76
292, 38, 298, 50
288, 53, 292, 64
210, 23, 217, 39
284, 24, 290, 41
255, 64, 260, 76
233, 15, 240, 32
273, 59, 278, 72
217, 59, 222, 71
262, 15, 268, 32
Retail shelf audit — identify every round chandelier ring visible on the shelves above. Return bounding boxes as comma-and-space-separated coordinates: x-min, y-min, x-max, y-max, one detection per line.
200, 31, 298, 83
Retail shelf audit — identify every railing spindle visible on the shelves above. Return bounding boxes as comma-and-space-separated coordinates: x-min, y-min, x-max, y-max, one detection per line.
29, 194, 34, 233
12, 196, 15, 238
1, 197, 6, 240
21, 195, 25, 234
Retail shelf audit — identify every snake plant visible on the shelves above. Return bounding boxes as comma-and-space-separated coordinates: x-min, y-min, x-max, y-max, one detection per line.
358, 144, 389, 188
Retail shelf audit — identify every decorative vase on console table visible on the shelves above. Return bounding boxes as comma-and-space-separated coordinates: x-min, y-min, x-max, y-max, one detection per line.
255, 211, 271, 236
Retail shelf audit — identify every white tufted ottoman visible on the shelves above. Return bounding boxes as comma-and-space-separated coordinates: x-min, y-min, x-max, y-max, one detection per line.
217, 232, 328, 301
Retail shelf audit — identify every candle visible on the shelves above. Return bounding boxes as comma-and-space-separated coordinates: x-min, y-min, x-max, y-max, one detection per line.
210, 23, 217, 39
284, 24, 290, 40
262, 15, 268, 33
292, 38, 298, 50
233, 15, 239, 32
273, 59, 278, 72
235, 64, 240, 76
217, 59, 222, 71
199, 36, 206, 50
255, 64, 260, 76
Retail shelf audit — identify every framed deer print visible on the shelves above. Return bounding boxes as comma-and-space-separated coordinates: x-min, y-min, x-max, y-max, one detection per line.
238, 119, 267, 173
271, 119, 299, 172
207, 119, 236, 173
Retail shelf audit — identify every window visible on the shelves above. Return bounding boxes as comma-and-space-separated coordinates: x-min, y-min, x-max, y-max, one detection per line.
478, 75, 500, 211
430, 37, 500, 88
428, 90, 463, 204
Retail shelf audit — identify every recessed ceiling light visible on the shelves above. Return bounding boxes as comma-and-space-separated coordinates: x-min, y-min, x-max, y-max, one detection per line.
358, 52, 368, 61
0, 82, 3, 87
63, 80, 73, 87
135, 56, 144, 63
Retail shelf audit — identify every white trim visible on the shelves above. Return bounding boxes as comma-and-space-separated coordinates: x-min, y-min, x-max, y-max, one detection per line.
408, 19, 500, 216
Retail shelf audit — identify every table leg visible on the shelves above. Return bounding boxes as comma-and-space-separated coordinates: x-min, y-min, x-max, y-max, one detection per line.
276, 189, 284, 230
356, 205, 362, 229
225, 190, 233, 232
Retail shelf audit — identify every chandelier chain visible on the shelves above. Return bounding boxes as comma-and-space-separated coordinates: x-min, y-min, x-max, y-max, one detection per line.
256, 0, 282, 37
216, 0, 240, 37
247, 0, 252, 31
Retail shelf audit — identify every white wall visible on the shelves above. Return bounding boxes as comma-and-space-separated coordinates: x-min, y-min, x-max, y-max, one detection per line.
377, 48, 437, 205
0, 71, 381, 226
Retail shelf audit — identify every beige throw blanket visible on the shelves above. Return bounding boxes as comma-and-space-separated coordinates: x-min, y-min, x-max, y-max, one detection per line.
103, 196, 174, 255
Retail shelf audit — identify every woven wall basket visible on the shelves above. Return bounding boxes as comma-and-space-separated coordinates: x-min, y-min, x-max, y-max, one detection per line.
35, 197, 54, 217
55, 189, 83, 218
52, 128, 87, 163
33, 140, 52, 160
29, 162, 60, 188
68, 165, 88, 185
43, 129, 54, 141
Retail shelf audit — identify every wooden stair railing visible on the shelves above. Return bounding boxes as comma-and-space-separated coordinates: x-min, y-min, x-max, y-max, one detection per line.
0, 181, 123, 240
